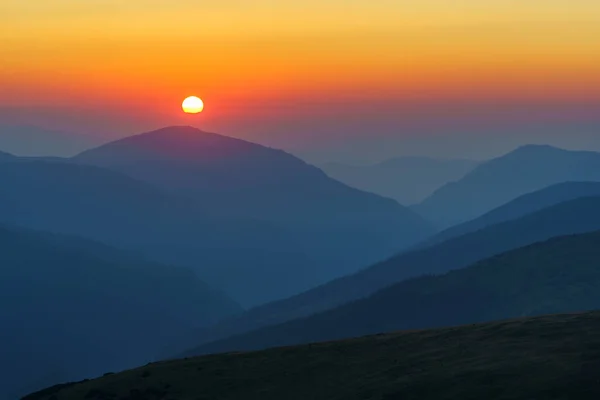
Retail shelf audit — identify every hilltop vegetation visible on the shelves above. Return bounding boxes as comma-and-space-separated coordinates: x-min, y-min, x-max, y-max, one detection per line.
25, 312, 600, 400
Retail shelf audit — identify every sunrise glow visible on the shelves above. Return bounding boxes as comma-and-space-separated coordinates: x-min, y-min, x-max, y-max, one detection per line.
182, 96, 204, 114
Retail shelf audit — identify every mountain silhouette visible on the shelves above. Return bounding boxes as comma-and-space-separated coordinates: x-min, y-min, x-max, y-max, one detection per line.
74, 126, 429, 226
419, 181, 600, 248
186, 230, 600, 355
412, 145, 600, 228
177, 195, 600, 352
322, 156, 478, 204
70, 126, 434, 302
0, 224, 240, 400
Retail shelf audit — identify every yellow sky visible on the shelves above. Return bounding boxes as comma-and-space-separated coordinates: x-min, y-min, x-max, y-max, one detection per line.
1, 1, 600, 114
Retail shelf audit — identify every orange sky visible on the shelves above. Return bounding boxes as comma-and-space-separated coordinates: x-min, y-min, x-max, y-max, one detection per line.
1, 1, 600, 159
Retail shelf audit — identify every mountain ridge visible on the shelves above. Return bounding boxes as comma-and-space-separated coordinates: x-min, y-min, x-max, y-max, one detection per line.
413, 144, 600, 228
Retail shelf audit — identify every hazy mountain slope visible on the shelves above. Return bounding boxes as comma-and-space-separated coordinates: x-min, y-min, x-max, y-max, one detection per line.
322, 156, 478, 204
419, 181, 600, 248
0, 225, 240, 400
0, 124, 98, 157
171, 196, 600, 353
0, 159, 324, 306
73, 125, 432, 237
71, 126, 434, 304
413, 145, 600, 228
188, 230, 600, 355
27, 312, 600, 400
0, 150, 14, 160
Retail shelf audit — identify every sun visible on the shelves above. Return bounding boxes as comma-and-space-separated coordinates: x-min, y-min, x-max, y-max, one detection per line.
182, 96, 204, 114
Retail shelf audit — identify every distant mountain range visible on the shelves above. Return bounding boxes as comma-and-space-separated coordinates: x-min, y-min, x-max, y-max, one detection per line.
0, 125, 99, 157
413, 145, 600, 228
321, 156, 478, 205
30, 311, 600, 400
419, 181, 600, 248
0, 126, 433, 306
175, 195, 600, 353
0, 224, 240, 400
187, 229, 600, 355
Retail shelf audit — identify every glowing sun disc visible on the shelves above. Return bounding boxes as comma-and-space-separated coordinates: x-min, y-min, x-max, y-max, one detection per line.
182, 96, 204, 114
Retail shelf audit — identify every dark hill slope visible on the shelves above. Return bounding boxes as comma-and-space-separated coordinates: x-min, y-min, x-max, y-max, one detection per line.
419, 181, 600, 248
177, 196, 600, 351
26, 312, 600, 400
0, 225, 240, 400
413, 145, 600, 228
188, 230, 600, 355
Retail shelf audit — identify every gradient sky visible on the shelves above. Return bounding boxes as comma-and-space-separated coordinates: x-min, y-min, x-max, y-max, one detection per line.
1, 1, 600, 161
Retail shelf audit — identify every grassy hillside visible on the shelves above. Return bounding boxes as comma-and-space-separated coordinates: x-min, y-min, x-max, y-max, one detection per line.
187, 229, 600, 356
25, 312, 600, 400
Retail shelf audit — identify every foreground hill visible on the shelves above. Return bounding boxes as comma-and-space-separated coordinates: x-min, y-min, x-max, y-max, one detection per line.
26, 312, 600, 400
0, 225, 240, 400
419, 181, 600, 248
413, 145, 600, 228
321, 156, 478, 204
187, 230, 600, 355
176, 196, 600, 352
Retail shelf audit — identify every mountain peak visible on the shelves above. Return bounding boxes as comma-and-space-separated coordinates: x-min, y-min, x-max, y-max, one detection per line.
74, 126, 270, 165
509, 144, 565, 155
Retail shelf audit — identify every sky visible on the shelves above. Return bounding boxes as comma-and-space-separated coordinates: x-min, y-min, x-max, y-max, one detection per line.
1, 0, 600, 161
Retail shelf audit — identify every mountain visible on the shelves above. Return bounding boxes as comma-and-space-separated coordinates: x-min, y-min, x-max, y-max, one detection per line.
321, 156, 478, 204
73, 126, 429, 228
187, 230, 600, 355
176, 195, 600, 352
419, 181, 600, 248
413, 145, 600, 228
0, 158, 325, 306
71, 126, 434, 302
26, 312, 600, 400
0, 150, 14, 159
0, 224, 240, 400
0, 124, 98, 157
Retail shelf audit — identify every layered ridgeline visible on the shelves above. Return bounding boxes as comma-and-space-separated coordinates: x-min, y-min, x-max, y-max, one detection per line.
419, 181, 600, 248
0, 127, 433, 306
187, 230, 600, 355
0, 225, 240, 400
322, 156, 478, 205
0, 158, 307, 306
413, 145, 600, 229
25, 312, 600, 400
175, 195, 600, 352
64, 126, 432, 304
